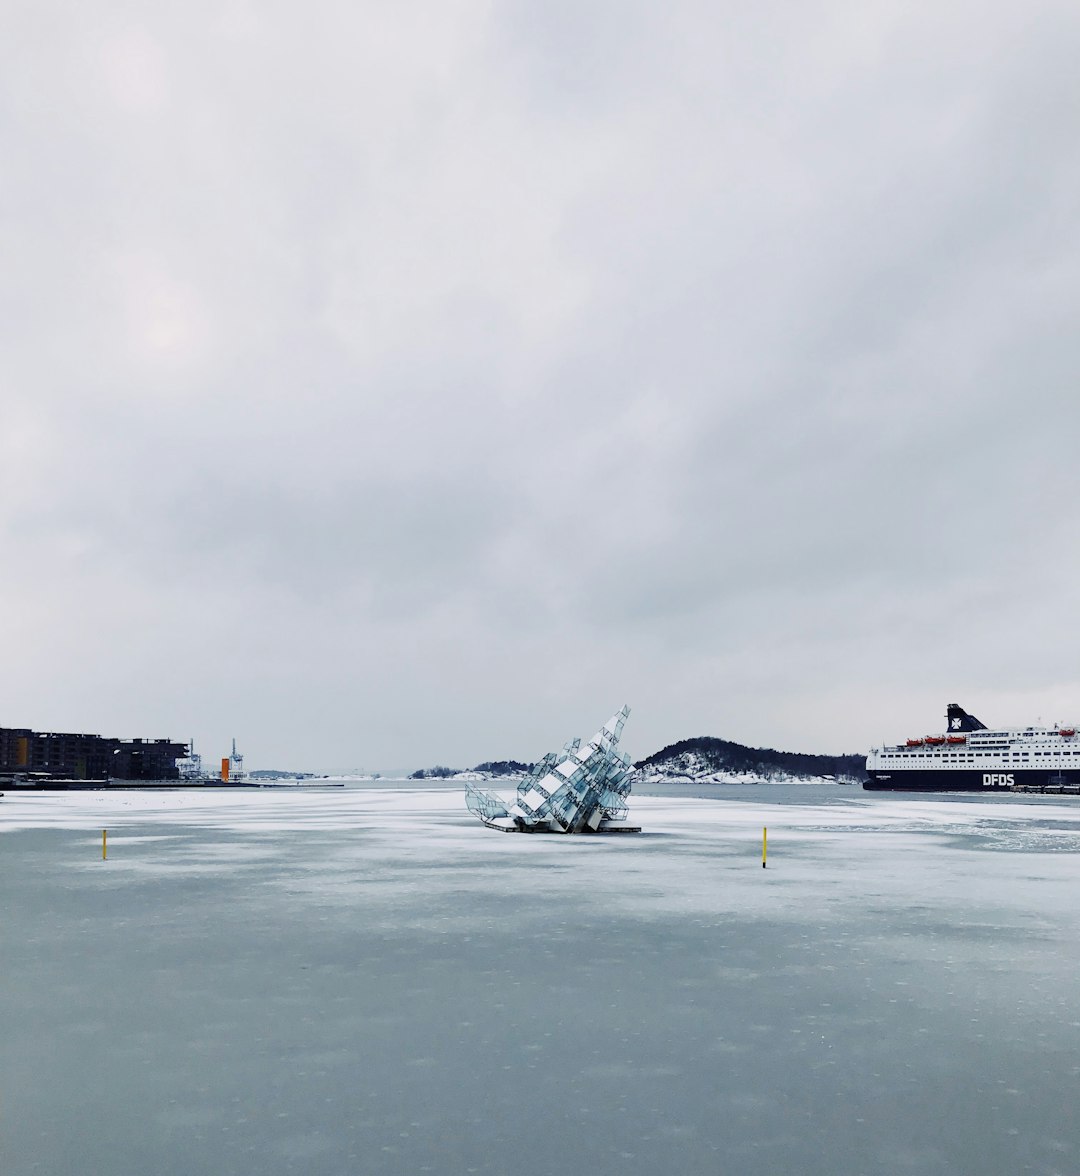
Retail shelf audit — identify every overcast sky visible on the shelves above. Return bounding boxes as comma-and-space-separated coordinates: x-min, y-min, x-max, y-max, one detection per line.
3, 0, 1080, 771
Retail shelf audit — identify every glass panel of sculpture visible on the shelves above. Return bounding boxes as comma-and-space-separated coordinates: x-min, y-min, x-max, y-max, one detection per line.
465, 707, 639, 834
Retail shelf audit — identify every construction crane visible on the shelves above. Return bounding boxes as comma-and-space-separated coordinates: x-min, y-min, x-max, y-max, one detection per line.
177, 738, 204, 781
230, 738, 245, 782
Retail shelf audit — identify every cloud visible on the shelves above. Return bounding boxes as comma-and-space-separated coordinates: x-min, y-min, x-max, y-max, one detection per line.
2, 0, 1080, 768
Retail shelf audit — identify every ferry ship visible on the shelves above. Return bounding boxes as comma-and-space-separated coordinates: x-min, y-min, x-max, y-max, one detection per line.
864, 703, 1080, 792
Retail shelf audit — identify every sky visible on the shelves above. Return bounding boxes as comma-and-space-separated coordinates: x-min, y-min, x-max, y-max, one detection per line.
3, 0, 1080, 772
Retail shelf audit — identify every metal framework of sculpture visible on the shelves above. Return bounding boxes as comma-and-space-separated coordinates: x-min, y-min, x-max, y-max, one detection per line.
465, 707, 638, 833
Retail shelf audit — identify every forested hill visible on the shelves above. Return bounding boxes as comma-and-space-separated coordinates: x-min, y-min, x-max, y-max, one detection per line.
406, 742, 865, 784
634, 736, 866, 783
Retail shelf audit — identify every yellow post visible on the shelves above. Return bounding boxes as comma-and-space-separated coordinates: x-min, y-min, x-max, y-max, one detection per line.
762, 826, 767, 869
103, 829, 107, 860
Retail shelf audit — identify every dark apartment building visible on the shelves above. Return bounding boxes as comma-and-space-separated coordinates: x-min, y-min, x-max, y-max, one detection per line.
0, 726, 189, 781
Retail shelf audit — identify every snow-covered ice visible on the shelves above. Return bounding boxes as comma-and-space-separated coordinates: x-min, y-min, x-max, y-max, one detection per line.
3, 783, 1080, 1175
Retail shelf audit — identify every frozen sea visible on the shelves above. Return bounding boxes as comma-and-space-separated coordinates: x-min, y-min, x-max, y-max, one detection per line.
4, 782, 1080, 1176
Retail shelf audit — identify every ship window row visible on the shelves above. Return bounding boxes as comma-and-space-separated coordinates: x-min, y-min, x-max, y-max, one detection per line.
882, 751, 1078, 760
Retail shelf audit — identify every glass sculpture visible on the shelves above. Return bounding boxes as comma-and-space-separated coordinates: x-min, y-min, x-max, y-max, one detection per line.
465, 706, 638, 833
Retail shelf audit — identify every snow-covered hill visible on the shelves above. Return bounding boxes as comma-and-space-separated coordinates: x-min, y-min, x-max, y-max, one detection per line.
635, 737, 865, 785
406, 739, 865, 786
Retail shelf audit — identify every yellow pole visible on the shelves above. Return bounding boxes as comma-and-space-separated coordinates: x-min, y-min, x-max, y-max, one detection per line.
103, 829, 107, 860
762, 826, 767, 868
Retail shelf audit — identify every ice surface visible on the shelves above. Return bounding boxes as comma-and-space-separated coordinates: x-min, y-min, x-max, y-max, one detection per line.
4, 784, 1080, 1175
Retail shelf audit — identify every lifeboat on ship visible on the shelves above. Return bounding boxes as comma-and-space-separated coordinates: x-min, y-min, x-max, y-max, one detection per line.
1058, 728, 1076, 737
906, 738, 923, 746
925, 735, 946, 745
946, 734, 967, 744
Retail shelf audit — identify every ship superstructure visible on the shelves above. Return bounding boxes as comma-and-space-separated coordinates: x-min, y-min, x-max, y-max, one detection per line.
865, 703, 1080, 791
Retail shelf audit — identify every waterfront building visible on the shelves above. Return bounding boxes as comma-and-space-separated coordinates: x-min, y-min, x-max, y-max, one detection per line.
0, 725, 189, 781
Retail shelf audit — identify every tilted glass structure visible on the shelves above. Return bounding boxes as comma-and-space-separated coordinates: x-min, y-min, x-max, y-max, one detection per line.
465, 707, 638, 833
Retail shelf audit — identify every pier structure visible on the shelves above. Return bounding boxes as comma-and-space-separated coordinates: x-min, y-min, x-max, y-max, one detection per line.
1011, 781, 1080, 795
